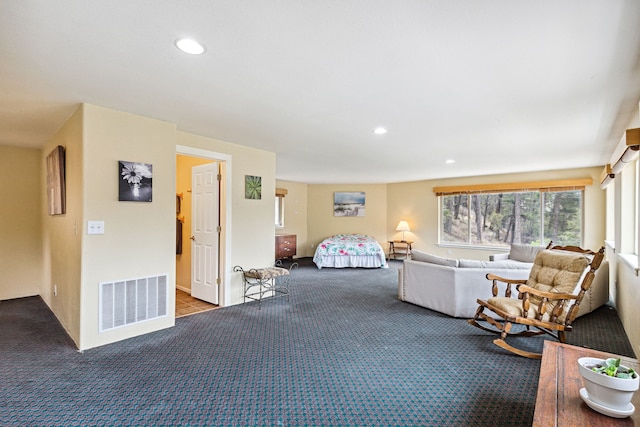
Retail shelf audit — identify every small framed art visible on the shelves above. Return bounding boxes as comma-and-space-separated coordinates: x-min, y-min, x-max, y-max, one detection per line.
119, 161, 153, 202
245, 175, 262, 199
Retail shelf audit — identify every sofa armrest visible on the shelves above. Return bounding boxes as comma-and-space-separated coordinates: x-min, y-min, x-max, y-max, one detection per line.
489, 253, 509, 261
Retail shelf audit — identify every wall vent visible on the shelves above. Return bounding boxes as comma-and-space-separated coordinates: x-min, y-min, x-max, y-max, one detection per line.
99, 274, 168, 332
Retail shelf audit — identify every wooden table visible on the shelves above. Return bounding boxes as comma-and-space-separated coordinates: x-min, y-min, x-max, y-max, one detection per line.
533, 341, 639, 426
388, 240, 413, 260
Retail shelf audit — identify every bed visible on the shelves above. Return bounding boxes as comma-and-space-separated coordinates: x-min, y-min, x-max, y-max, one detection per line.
312, 234, 388, 269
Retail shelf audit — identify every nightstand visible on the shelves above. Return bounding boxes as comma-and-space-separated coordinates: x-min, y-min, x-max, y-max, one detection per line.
388, 240, 413, 260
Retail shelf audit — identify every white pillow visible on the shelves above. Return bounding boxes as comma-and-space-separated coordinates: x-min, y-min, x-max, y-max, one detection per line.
509, 243, 543, 263
411, 250, 459, 267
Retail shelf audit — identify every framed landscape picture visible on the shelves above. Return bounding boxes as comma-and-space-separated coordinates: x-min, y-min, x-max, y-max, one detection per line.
46, 145, 66, 215
334, 191, 365, 217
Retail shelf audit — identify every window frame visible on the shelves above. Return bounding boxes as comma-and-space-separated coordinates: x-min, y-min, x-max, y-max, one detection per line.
275, 195, 284, 228
435, 179, 589, 249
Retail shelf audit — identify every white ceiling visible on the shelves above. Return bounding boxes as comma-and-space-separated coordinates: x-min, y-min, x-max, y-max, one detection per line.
2, 1, 640, 184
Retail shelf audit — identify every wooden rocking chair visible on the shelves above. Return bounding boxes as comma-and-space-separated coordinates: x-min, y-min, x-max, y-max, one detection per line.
468, 244, 605, 359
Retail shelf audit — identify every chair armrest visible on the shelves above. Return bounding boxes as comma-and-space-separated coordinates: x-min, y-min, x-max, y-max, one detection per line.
489, 253, 509, 261
486, 273, 527, 284
516, 284, 580, 322
485, 274, 527, 297
516, 284, 579, 301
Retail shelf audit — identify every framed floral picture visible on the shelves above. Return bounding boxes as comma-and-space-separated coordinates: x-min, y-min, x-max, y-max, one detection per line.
245, 175, 262, 200
119, 161, 153, 202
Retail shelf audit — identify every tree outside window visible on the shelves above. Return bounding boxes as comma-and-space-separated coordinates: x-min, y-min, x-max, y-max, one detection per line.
440, 190, 582, 247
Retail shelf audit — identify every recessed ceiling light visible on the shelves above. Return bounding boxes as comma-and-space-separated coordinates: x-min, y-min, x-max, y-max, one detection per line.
175, 38, 206, 55
373, 127, 387, 135
446, 159, 455, 164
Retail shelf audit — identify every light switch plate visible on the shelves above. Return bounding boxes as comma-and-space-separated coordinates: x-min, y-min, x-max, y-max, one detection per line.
87, 220, 105, 235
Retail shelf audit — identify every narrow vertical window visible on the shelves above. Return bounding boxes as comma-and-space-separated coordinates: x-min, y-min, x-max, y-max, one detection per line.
275, 188, 287, 228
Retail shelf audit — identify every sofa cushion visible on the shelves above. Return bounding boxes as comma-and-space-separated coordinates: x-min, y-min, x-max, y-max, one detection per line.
458, 259, 532, 269
509, 243, 543, 263
482, 260, 533, 269
459, 259, 483, 268
411, 250, 459, 267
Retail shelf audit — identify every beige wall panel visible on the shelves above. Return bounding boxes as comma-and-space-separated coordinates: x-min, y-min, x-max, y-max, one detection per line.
40, 105, 84, 345
307, 184, 388, 251
177, 131, 277, 305
79, 105, 177, 350
0, 146, 42, 300
616, 261, 640, 357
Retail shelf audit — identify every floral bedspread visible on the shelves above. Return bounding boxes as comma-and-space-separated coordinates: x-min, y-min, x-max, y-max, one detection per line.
313, 234, 384, 258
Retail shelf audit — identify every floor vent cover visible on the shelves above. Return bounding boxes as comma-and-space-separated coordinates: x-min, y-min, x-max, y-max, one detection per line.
99, 274, 168, 332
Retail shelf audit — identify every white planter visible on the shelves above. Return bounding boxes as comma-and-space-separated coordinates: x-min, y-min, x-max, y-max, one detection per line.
578, 357, 639, 411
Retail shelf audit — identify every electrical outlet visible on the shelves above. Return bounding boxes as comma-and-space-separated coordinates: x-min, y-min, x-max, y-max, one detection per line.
54, 284, 57, 296
87, 221, 105, 235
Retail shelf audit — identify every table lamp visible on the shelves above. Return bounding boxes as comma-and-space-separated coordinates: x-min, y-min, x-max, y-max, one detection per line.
396, 220, 410, 242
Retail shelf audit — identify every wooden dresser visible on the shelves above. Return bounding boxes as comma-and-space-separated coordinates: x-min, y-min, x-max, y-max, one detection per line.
275, 234, 297, 260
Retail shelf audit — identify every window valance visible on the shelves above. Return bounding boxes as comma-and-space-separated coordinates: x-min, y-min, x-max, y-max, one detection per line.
276, 188, 288, 197
433, 178, 592, 196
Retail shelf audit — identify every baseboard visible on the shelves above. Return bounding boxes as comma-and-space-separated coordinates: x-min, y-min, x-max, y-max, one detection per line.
176, 284, 191, 294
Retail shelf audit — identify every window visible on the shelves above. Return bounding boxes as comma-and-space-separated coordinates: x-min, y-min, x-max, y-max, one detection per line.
275, 195, 284, 227
436, 180, 588, 247
275, 188, 287, 228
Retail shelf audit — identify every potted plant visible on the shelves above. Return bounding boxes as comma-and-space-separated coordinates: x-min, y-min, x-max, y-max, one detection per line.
578, 357, 638, 417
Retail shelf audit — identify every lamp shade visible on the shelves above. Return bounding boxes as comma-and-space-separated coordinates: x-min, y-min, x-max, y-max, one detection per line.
396, 221, 410, 232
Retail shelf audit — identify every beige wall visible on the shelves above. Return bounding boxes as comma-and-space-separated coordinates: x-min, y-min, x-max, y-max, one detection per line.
0, 104, 278, 350
0, 146, 42, 300
177, 132, 276, 305
307, 184, 388, 251
607, 107, 640, 357
79, 105, 178, 350
615, 258, 640, 357
40, 106, 84, 344
387, 167, 605, 260
176, 155, 214, 291
276, 180, 309, 257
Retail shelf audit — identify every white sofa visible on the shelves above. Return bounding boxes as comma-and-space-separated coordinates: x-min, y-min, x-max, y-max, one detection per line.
398, 247, 609, 319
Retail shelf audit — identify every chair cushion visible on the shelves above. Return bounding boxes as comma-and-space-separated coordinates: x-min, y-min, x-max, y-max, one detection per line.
487, 296, 543, 320
488, 250, 589, 323
526, 250, 590, 316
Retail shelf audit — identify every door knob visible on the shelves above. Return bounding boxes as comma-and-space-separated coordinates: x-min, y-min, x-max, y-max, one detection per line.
190, 236, 195, 241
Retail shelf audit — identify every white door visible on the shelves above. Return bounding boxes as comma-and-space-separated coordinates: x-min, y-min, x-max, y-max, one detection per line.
191, 162, 219, 304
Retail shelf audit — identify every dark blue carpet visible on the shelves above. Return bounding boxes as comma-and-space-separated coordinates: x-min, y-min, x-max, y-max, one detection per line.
0, 259, 634, 426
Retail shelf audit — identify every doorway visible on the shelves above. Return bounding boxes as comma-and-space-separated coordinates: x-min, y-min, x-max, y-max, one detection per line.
175, 289, 218, 317
175, 145, 232, 313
